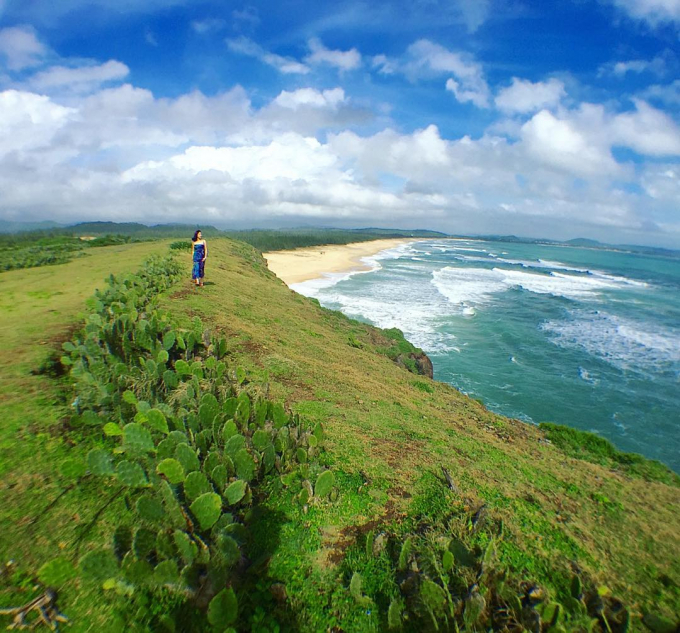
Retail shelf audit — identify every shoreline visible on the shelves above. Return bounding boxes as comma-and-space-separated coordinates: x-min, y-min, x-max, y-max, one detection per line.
263, 238, 416, 285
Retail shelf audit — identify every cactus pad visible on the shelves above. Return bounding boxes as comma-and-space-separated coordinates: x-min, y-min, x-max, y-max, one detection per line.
225, 434, 246, 459
145, 409, 169, 434
38, 558, 77, 587
133, 527, 156, 559
157, 438, 176, 460
123, 423, 154, 454
190, 492, 223, 531
175, 443, 200, 473
314, 470, 335, 498
208, 588, 238, 628
87, 449, 114, 476
211, 465, 228, 490
116, 460, 148, 487
217, 534, 240, 566
224, 480, 247, 505
173, 530, 198, 565
222, 420, 238, 443
234, 449, 256, 482
136, 495, 165, 523
156, 458, 185, 484
252, 429, 271, 452
184, 471, 212, 502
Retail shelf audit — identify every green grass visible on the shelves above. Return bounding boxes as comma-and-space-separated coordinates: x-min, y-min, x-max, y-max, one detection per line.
0, 240, 175, 630
0, 233, 141, 271
1, 236, 679, 631
539, 422, 679, 485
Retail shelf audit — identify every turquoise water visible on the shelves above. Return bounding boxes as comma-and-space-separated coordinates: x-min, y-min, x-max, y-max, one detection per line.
292, 239, 680, 472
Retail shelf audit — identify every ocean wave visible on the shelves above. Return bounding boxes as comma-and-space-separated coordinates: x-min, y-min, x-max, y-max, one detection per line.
290, 241, 420, 297
322, 289, 458, 353
431, 267, 507, 305
537, 259, 589, 272
431, 266, 640, 305
588, 270, 649, 287
453, 255, 651, 290
542, 310, 680, 372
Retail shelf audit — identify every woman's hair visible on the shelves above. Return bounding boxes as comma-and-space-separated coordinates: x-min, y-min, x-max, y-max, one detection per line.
192, 230, 201, 242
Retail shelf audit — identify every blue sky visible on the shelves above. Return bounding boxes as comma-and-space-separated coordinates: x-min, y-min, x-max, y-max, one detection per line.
0, 0, 679, 246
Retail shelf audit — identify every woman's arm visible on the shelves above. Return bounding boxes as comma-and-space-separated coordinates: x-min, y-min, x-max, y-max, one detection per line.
203, 240, 208, 261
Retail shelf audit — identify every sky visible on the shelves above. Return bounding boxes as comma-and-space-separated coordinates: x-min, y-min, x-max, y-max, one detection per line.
0, 1, 679, 246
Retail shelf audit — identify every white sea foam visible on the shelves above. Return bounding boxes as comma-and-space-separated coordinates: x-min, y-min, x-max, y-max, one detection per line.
537, 259, 589, 272
431, 266, 632, 306
431, 267, 507, 306
455, 255, 497, 264
290, 241, 420, 297
542, 310, 680, 372
320, 288, 457, 352
589, 270, 649, 287
504, 269, 621, 297
578, 367, 599, 385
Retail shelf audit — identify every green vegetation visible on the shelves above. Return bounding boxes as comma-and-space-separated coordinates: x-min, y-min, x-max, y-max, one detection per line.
0, 232, 139, 272
51, 254, 331, 629
539, 423, 678, 486
1, 236, 678, 632
221, 228, 444, 252
1, 224, 446, 274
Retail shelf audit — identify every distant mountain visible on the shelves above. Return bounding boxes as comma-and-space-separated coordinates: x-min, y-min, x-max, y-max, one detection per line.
351, 227, 448, 237
62, 222, 220, 237
69, 222, 217, 235
565, 238, 602, 246
0, 220, 64, 233
269, 226, 449, 238
459, 234, 551, 245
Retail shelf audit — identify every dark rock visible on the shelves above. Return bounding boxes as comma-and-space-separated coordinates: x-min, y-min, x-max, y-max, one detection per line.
395, 351, 434, 378
411, 351, 434, 378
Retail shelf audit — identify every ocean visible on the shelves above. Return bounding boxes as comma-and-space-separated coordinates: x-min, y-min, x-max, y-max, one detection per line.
291, 238, 680, 473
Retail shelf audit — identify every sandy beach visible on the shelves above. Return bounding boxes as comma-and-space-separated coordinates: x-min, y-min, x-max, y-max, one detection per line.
263, 238, 416, 285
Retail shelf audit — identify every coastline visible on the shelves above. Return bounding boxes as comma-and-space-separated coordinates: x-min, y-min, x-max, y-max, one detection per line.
263, 238, 416, 285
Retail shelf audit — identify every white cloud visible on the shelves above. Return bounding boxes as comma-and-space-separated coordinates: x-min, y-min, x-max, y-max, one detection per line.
520, 110, 620, 177
371, 54, 398, 75
232, 6, 260, 29
305, 37, 361, 71
443, 78, 485, 108
0, 80, 678, 244
378, 39, 490, 107
145, 29, 159, 47
641, 163, 680, 200
605, 0, 680, 24
0, 25, 46, 71
454, 0, 491, 32
27, 60, 129, 93
609, 99, 680, 155
191, 18, 227, 34
226, 37, 310, 74
274, 87, 346, 110
0, 89, 75, 157
495, 78, 566, 113
124, 135, 339, 183
598, 51, 672, 77
639, 79, 680, 105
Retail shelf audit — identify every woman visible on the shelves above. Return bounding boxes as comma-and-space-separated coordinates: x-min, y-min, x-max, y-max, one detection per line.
191, 229, 207, 287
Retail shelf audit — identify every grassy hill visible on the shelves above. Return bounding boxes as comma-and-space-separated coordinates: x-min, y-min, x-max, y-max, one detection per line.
0, 237, 678, 632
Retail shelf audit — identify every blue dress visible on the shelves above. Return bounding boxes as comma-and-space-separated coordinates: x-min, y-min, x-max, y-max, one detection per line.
192, 242, 205, 280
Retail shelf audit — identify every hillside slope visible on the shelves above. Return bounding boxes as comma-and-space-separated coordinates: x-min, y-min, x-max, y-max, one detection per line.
161, 239, 679, 626
0, 237, 677, 632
